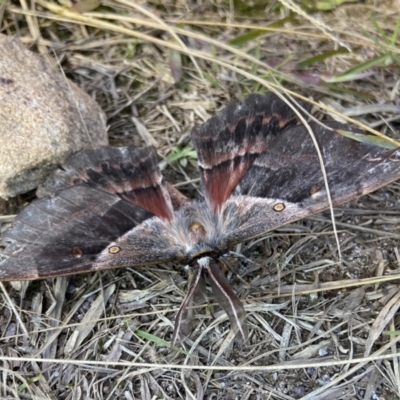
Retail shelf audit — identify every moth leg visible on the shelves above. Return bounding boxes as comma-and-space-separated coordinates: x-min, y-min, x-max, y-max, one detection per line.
218, 256, 253, 288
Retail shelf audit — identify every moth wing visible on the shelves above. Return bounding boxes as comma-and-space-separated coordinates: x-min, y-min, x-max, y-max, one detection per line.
191, 93, 310, 210
37, 146, 185, 219
220, 122, 400, 246
0, 185, 186, 281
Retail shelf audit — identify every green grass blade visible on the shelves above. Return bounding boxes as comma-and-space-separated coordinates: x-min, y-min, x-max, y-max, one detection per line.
337, 129, 400, 150
296, 47, 350, 69
228, 16, 293, 46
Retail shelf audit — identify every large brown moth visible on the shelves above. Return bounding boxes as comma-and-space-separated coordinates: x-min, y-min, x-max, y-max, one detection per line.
1, 93, 400, 343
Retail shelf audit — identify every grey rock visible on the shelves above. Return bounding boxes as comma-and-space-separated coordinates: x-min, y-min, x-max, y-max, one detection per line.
0, 34, 108, 199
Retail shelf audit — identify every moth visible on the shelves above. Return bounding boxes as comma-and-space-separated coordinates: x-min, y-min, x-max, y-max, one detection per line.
1, 93, 400, 343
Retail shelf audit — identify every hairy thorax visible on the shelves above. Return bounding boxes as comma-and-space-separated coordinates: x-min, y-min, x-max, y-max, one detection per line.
163, 200, 229, 261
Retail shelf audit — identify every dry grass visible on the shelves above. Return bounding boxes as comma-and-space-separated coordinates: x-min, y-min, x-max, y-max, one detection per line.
1, 0, 400, 399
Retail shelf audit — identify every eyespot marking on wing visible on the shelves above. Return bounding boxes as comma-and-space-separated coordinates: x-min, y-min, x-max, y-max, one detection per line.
108, 246, 121, 254
273, 203, 285, 212
71, 246, 83, 258
309, 184, 322, 196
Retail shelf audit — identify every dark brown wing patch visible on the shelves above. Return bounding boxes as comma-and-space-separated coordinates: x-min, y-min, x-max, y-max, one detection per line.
236, 122, 400, 203
38, 146, 175, 220
0, 186, 152, 280
220, 122, 400, 247
191, 93, 310, 210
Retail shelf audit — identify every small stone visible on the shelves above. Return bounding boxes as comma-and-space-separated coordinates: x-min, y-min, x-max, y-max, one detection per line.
0, 34, 108, 199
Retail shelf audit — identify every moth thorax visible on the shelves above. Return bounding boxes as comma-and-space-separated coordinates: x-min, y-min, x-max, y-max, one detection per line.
188, 221, 206, 241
